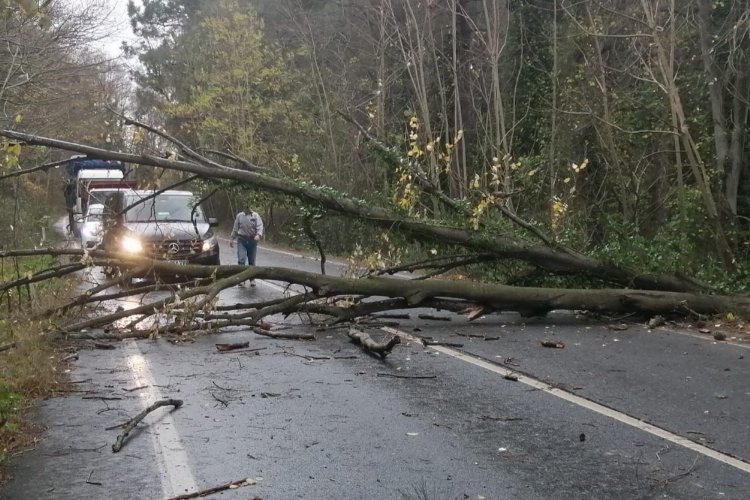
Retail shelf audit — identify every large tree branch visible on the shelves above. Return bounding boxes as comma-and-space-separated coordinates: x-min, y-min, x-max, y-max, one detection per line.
0, 129, 710, 293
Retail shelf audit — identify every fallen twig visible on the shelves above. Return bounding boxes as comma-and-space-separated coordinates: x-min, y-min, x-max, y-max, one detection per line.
217, 347, 267, 355
454, 331, 499, 341
373, 313, 410, 320
62, 353, 79, 362
122, 385, 149, 393
93, 342, 116, 350
280, 350, 331, 361
215, 341, 250, 352
167, 478, 257, 500
211, 392, 229, 407
85, 470, 102, 486
540, 340, 565, 349
112, 398, 183, 452
253, 327, 315, 340
347, 328, 400, 358
376, 373, 436, 379
0, 341, 16, 353
418, 314, 451, 321
479, 415, 524, 422
421, 339, 463, 348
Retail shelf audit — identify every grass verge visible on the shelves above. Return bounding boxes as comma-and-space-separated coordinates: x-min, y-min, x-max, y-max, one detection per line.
0, 255, 79, 484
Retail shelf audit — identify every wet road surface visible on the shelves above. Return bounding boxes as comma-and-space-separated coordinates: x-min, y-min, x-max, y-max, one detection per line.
2, 242, 750, 499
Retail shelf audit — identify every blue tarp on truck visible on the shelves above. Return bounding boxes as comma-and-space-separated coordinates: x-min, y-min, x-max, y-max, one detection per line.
62, 157, 126, 179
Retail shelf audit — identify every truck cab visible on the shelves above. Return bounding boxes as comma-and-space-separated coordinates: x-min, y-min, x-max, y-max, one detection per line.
61, 156, 133, 237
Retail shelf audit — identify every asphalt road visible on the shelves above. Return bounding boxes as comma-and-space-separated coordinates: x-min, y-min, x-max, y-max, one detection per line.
2, 240, 750, 499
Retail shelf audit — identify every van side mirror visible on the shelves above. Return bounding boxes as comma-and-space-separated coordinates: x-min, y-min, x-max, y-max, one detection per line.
208, 217, 219, 227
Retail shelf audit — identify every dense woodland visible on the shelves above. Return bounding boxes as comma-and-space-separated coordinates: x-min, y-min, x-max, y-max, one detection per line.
2, 0, 750, 292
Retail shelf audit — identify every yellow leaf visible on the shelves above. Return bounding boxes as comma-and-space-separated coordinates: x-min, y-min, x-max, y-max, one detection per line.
563, 177, 571, 184
14, 114, 22, 123
527, 168, 539, 177
6, 143, 21, 156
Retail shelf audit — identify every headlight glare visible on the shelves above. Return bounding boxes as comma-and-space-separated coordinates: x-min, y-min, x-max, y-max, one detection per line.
202, 236, 217, 252
121, 236, 143, 254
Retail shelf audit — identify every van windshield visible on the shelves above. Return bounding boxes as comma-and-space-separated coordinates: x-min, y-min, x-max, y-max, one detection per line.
125, 194, 203, 223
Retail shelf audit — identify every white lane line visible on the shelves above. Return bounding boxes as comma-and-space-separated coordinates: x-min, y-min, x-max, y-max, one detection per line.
657, 327, 750, 350
123, 340, 198, 498
383, 327, 750, 475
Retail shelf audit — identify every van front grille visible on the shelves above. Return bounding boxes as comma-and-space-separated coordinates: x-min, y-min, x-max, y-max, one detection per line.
146, 240, 202, 260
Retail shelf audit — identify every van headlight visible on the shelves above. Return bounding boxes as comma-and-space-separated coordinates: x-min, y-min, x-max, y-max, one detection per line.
201, 236, 217, 252
121, 236, 143, 254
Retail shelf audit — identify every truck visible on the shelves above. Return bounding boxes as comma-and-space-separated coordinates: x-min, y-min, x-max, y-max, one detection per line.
61, 155, 137, 237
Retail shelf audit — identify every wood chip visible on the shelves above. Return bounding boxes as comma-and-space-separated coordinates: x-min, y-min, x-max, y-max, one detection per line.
540, 340, 565, 349
215, 342, 250, 352
607, 324, 629, 331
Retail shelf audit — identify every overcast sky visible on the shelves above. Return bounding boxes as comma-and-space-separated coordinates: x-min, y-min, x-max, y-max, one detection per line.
90, 0, 142, 59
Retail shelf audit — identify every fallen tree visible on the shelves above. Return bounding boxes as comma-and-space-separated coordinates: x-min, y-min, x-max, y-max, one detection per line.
0, 126, 746, 342
0, 128, 709, 293
9, 250, 747, 341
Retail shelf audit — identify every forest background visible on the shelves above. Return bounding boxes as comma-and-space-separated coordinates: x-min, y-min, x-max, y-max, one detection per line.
2, 0, 750, 291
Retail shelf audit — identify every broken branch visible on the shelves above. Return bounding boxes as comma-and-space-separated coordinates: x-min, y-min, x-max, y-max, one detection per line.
347, 328, 401, 358
112, 398, 183, 452
167, 478, 257, 500
215, 342, 250, 352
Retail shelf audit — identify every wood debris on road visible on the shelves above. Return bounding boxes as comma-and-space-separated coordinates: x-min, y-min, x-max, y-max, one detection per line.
347, 328, 400, 358
540, 340, 565, 349
376, 372, 437, 380
111, 398, 183, 452
167, 478, 258, 500
215, 341, 250, 352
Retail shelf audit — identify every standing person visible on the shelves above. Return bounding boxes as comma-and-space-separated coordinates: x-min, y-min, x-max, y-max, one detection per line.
230, 206, 264, 286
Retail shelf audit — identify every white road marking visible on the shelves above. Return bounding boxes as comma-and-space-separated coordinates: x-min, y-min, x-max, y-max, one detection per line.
123, 341, 198, 498
215, 240, 750, 472
657, 327, 750, 350
383, 327, 750, 475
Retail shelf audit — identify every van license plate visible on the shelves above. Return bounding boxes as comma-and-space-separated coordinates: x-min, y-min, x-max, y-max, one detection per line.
169, 260, 188, 265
